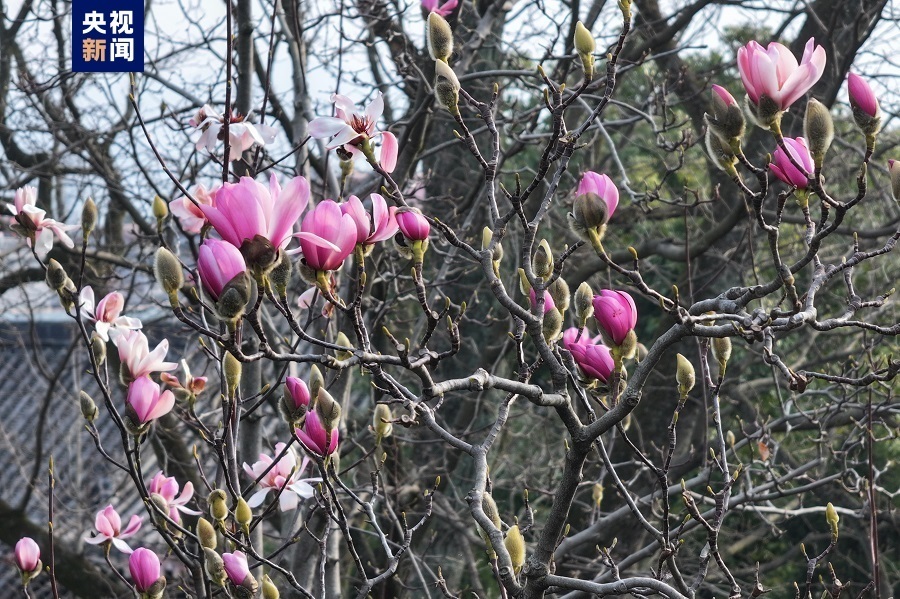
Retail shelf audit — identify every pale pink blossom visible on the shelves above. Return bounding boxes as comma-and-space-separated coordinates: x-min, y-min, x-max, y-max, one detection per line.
202, 174, 309, 251
197, 238, 247, 300
296, 412, 339, 456
127, 376, 176, 425
160, 359, 208, 397
115, 330, 178, 379
83, 505, 143, 554
769, 137, 814, 189
191, 105, 277, 162
292, 200, 358, 272
576, 171, 619, 219
14, 538, 40, 573
421, 0, 457, 16
79, 287, 142, 342
592, 290, 638, 347
341, 194, 398, 246
6, 186, 78, 257
308, 93, 398, 173
129, 548, 161, 593
847, 73, 879, 118
242, 442, 320, 511
222, 551, 251, 585
147, 471, 202, 523
170, 184, 218, 234
396, 209, 430, 241
737, 39, 826, 110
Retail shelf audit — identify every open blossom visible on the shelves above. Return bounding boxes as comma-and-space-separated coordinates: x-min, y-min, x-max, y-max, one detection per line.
127, 376, 176, 425
562, 327, 601, 350
170, 184, 218, 234
197, 238, 247, 300
421, 0, 457, 16
14, 537, 41, 574
160, 359, 207, 398
769, 137, 814, 188
147, 471, 201, 523
242, 442, 320, 511
222, 551, 251, 585
83, 505, 143, 554
737, 39, 826, 111
6, 186, 78, 257
592, 290, 638, 347
396, 209, 430, 241
341, 194, 398, 246
129, 548, 161, 593
296, 412, 339, 456
202, 174, 309, 252
116, 330, 177, 379
292, 200, 358, 272
190, 105, 277, 162
79, 287, 142, 342
308, 93, 398, 173
576, 171, 619, 220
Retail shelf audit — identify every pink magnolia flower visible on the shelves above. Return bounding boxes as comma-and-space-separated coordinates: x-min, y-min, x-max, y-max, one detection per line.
711, 84, 737, 107
528, 288, 555, 314
568, 339, 615, 382
561, 327, 601, 350
129, 548, 161, 593
285, 377, 311, 410
421, 0, 457, 16
83, 505, 143, 554
191, 105, 277, 162
292, 200, 358, 272
14, 538, 40, 573
170, 184, 218, 234
242, 442, 321, 511
127, 376, 176, 425
79, 287, 142, 343
576, 172, 619, 219
737, 39, 826, 110
769, 137, 814, 188
115, 330, 178, 379
847, 73, 879, 118
295, 412, 339, 456
147, 471, 202, 523
6, 186, 78, 257
396, 209, 430, 241
592, 290, 638, 347
222, 551, 251, 585
202, 174, 310, 252
197, 238, 247, 300
160, 359, 207, 397
341, 194, 398, 246
308, 93, 398, 173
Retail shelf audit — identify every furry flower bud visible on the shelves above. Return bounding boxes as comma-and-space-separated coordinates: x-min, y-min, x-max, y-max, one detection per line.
705, 85, 745, 144
373, 403, 393, 444
574, 282, 594, 328
825, 502, 839, 538
234, 498, 252, 528
82, 197, 98, 239
334, 332, 353, 361
675, 353, 695, 398
308, 364, 325, 400
262, 575, 280, 599
80, 390, 99, 422
197, 517, 217, 549
711, 336, 732, 376
549, 276, 570, 313
427, 12, 453, 62
532, 239, 554, 280
434, 60, 461, 116
46, 259, 69, 291
574, 21, 595, 80
269, 252, 292, 299
90, 332, 107, 367
223, 352, 241, 398
804, 98, 833, 169
154, 247, 184, 306
704, 128, 737, 176
152, 196, 169, 221
203, 547, 227, 586
315, 387, 342, 433
542, 307, 563, 343
208, 489, 229, 522
889, 159, 900, 202
504, 525, 526, 574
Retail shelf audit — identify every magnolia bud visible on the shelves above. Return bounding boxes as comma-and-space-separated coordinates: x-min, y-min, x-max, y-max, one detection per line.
574, 282, 594, 328
262, 575, 280, 599
825, 502, 839, 537
223, 352, 242, 398
147, 577, 167, 599
154, 247, 183, 306
504, 525, 526, 574
150, 493, 170, 519
889, 159, 900, 202
618, 329, 638, 361
90, 332, 106, 367
208, 489, 228, 522
80, 390, 98, 422
373, 403, 393, 444
532, 239, 554, 280
517, 268, 531, 296
573, 21, 595, 80
726, 430, 736, 448
197, 517, 217, 549
711, 336, 732, 376
269, 253, 292, 298
427, 12, 453, 62
675, 354, 695, 398
482, 493, 502, 529
482, 227, 503, 263
592, 483, 604, 507
704, 128, 737, 176
81, 197, 98, 239
549, 276, 570, 313
152, 196, 169, 220
46, 259, 69, 291
308, 365, 325, 400
334, 332, 353, 361
542, 307, 563, 343
315, 387, 342, 433
706, 85, 745, 144
434, 60, 461, 116
203, 547, 226, 586
234, 498, 252, 528
804, 98, 833, 169
217, 272, 252, 323
571, 192, 609, 231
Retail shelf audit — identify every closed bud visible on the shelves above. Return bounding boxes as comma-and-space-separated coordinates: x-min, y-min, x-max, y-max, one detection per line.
482, 227, 503, 263
532, 239, 554, 280
482, 493, 502, 529
79, 390, 98, 422
549, 276, 570, 313
308, 365, 325, 400
147, 577, 167, 599
234, 498, 252, 527
90, 332, 106, 367
574, 21, 595, 80
571, 192, 609, 232
825, 502, 839, 537
46, 259, 69, 291
434, 60, 460, 116
675, 353, 695, 397
504, 525, 526, 575
81, 197, 98, 238
150, 493, 170, 518
315, 387, 342, 433
712, 336, 732, 376
208, 489, 228, 522
262, 575, 280, 599
334, 332, 353, 361
269, 253, 292, 298
427, 12, 453, 62
542, 307, 563, 343
574, 282, 594, 328
197, 517, 217, 549
517, 268, 531, 296
592, 483, 604, 507
804, 98, 833, 169
223, 352, 242, 398
154, 247, 184, 306
726, 430, 736, 448
152, 196, 169, 220
203, 547, 227, 586
373, 403, 393, 444
704, 128, 737, 176
217, 272, 252, 323
889, 159, 900, 202
618, 329, 638, 360
705, 85, 745, 144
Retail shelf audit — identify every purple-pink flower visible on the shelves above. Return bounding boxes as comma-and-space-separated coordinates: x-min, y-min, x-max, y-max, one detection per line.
170, 184, 218, 234
79, 287, 142, 343
5, 186, 78, 257
147, 471, 201, 523
242, 442, 320, 511
129, 548, 161, 592
197, 238, 247, 301
308, 93, 398, 173
847, 73, 879, 118
83, 505, 143, 554
421, 0, 457, 16
561, 327, 601, 350
711, 84, 737, 107
127, 376, 176, 425
576, 172, 619, 219
293, 200, 358, 272
341, 194, 399, 246
115, 330, 177, 379
222, 551, 251, 585
14, 537, 40, 574
568, 338, 615, 382
592, 290, 638, 347
396, 209, 430, 241
285, 377, 311, 410
737, 39, 826, 111
769, 137, 814, 189
202, 174, 309, 251
296, 412, 340, 456
191, 105, 277, 162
